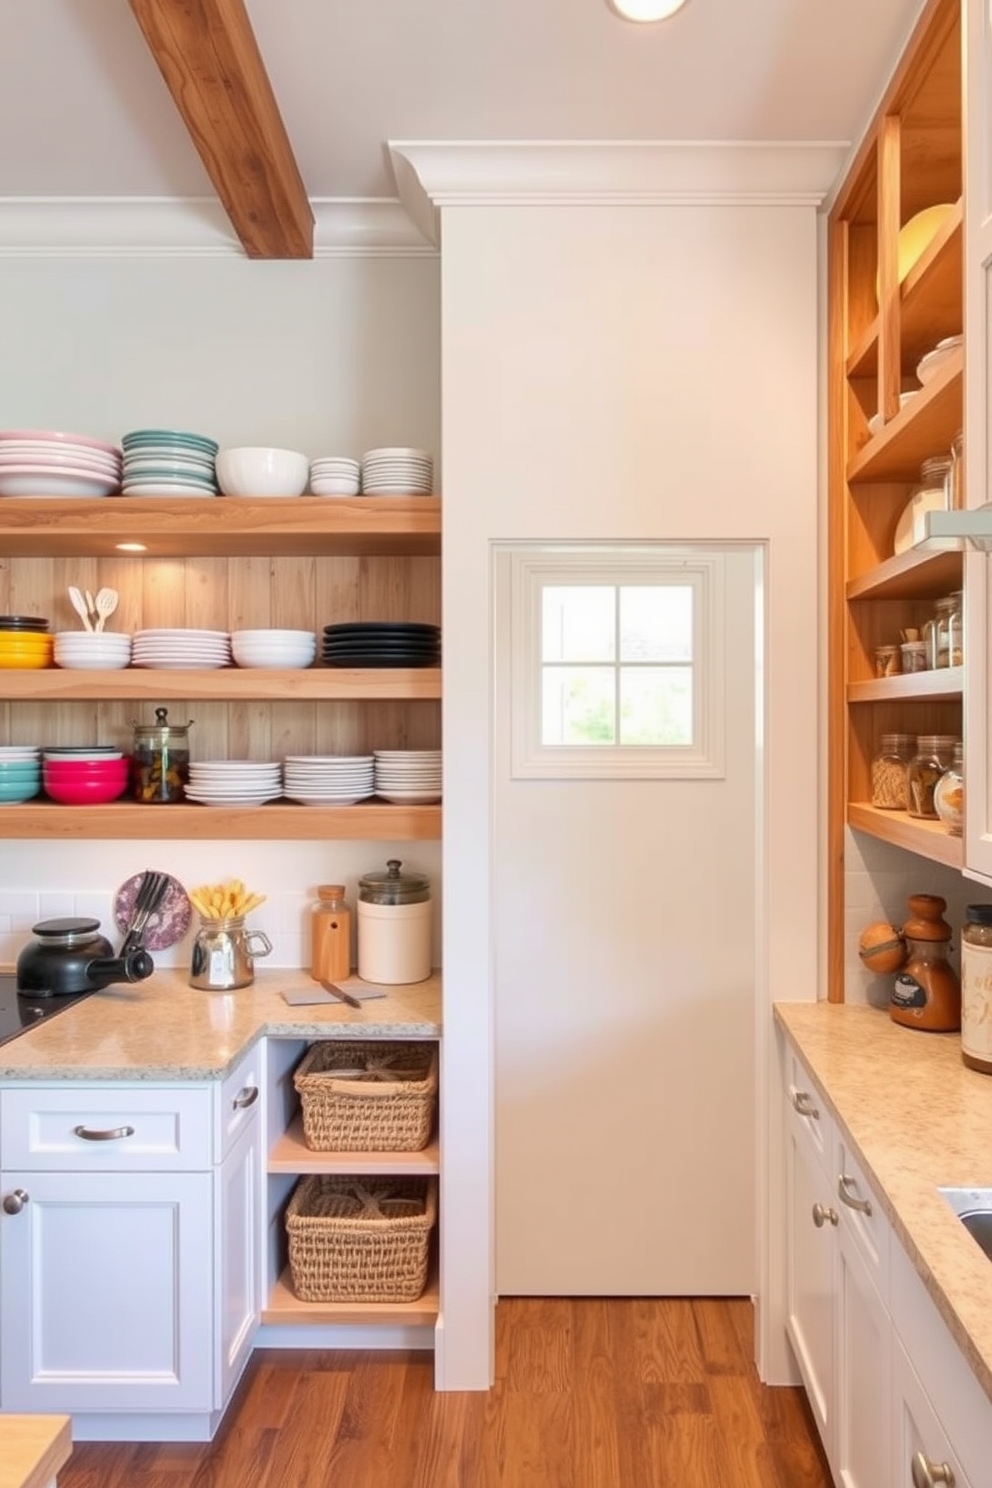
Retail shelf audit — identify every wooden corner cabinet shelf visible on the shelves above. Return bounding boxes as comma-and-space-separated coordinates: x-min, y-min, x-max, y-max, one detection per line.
828, 0, 964, 996
0, 495, 443, 842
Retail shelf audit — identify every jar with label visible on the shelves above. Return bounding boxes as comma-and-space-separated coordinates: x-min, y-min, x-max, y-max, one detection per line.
310, 884, 352, 983
870, 732, 914, 810
961, 904, 992, 1073
933, 742, 964, 835
906, 735, 958, 818
890, 893, 960, 1031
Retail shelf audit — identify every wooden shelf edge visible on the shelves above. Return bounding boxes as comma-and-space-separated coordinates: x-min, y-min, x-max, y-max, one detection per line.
262, 1263, 438, 1328
847, 802, 963, 867
0, 666, 442, 702
848, 667, 963, 703
846, 547, 962, 601
269, 1116, 440, 1175
0, 802, 442, 840
847, 353, 962, 482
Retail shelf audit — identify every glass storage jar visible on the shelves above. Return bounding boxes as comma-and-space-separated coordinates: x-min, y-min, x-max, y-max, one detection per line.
946, 428, 965, 511
961, 904, 992, 1074
130, 707, 193, 803
926, 594, 961, 669
933, 742, 964, 836
870, 732, 915, 810
906, 734, 959, 819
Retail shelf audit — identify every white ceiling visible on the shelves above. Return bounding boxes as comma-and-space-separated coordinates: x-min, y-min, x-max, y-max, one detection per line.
0, 0, 926, 203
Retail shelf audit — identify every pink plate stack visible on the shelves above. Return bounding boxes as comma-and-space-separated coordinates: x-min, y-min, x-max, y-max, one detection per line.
0, 429, 122, 498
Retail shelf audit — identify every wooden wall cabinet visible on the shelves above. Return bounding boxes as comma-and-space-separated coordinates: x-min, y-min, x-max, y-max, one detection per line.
828, 0, 964, 995
0, 496, 441, 840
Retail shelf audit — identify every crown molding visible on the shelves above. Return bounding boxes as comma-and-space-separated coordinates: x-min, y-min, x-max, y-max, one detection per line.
0, 197, 435, 258
388, 140, 850, 245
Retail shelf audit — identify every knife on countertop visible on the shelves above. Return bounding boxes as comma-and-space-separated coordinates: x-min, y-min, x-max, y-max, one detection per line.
320, 980, 363, 1008
280, 981, 389, 1008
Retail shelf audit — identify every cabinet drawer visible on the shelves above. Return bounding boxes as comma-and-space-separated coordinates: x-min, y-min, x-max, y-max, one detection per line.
1, 1085, 212, 1171
784, 1047, 833, 1174
834, 1132, 889, 1303
215, 1040, 262, 1163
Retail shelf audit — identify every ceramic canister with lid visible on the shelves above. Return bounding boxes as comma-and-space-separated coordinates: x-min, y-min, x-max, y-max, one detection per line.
357, 858, 432, 985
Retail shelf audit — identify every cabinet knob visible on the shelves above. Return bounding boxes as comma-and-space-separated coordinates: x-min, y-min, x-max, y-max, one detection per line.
911, 1450, 955, 1487
232, 1085, 259, 1110
811, 1202, 839, 1228
791, 1089, 820, 1120
2, 1188, 29, 1215
837, 1173, 872, 1216
73, 1123, 135, 1142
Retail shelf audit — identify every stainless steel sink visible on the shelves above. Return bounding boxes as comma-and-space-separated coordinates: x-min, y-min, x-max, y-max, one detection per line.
939, 1188, 992, 1262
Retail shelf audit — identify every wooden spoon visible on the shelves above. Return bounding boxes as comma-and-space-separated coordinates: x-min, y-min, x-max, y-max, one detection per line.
93, 588, 119, 633
67, 586, 93, 632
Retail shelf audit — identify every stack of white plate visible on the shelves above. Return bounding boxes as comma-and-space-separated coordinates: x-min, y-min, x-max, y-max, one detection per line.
310, 456, 360, 497
120, 428, 219, 498
282, 754, 375, 806
915, 334, 963, 386
360, 447, 433, 496
185, 760, 283, 807
0, 429, 122, 498
373, 749, 442, 803
231, 629, 316, 668
132, 629, 232, 669
53, 631, 132, 670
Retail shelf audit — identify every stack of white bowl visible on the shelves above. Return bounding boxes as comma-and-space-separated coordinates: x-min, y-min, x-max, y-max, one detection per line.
360, 447, 434, 496
309, 456, 360, 497
132, 629, 231, 669
185, 760, 283, 808
373, 749, 442, 803
120, 428, 219, 498
0, 429, 122, 498
282, 754, 375, 806
53, 631, 132, 670
230, 629, 316, 669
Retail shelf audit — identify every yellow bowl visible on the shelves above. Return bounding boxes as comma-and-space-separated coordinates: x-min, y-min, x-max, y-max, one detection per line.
0, 636, 53, 652
0, 652, 53, 669
877, 204, 955, 297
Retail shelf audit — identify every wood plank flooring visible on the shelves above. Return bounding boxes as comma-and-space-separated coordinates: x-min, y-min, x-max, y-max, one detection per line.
56, 1298, 831, 1488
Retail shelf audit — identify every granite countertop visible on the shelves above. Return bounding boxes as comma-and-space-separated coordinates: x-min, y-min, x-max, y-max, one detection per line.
775, 1000, 992, 1408
0, 968, 442, 1081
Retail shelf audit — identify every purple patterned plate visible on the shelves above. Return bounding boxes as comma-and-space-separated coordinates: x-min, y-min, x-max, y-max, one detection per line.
113, 871, 192, 951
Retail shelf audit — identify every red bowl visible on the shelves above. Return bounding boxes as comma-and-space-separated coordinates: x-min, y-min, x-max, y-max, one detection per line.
43, 759, 128, 776
42, 771, 129, 805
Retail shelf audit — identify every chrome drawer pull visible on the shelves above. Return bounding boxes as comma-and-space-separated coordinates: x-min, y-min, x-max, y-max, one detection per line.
812, 1202, 839, 1228
837, 1173, 872, 1215
232, 1086, 259, 1110
73, 1123, 135, 1142
911, 1450, 955, 1487
791, 1089, 820, 1120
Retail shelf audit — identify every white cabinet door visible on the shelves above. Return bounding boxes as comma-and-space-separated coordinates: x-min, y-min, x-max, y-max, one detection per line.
0, 1169, 212, 1413
834, 1216, 891, 1488
215, 1115, 261, 1407
785, 1108, 835, 1457
892, 1333, 973, 1488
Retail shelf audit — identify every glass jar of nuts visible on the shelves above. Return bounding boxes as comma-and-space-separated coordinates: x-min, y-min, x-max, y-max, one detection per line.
870, 732, 915, 810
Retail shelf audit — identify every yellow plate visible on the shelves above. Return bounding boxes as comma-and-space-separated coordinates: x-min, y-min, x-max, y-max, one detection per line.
0, 654, 52, 669
876, 203, 955, 297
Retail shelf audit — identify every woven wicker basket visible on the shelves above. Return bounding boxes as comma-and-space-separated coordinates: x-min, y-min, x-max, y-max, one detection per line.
293, 1040, 437, 1152
286, 1174, 437, 1303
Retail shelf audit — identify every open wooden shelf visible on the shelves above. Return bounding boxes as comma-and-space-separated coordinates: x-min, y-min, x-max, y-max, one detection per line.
0, 666, 441, 702
263, 1263, 439, 1328
0, 800, 441, 840
846, 548, 962, 602
0, 495, 441, 558
269, 1116, 440, 1175
847, 352, 962, 482
848, 666, 962, 704
847, 803, 963, 868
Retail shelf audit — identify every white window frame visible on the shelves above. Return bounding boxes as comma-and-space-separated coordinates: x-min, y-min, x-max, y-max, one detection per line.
505, 545, 726, 781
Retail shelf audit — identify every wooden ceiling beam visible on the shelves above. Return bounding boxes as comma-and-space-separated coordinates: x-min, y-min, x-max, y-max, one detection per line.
127, 0, 314, 259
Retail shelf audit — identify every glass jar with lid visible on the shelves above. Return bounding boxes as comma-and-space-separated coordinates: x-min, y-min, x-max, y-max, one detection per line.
946, 428, 965, 511
933, 742, 964, 835
926, 593, 961, 669
907, 735, 959, 818
961, 904, 992, 1074
918, 454, 953, 505
870, 732, 915, 810
130, 707, 194, 803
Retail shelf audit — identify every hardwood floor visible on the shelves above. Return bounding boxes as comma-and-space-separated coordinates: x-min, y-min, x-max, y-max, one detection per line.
57, 1298, 832, 1488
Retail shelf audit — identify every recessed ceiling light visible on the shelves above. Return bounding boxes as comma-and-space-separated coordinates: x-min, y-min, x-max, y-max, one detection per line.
607, 0, 690, 20
116, 542, 147, 553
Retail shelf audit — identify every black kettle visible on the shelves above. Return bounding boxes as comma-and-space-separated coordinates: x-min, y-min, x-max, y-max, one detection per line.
15, 917, 154, 997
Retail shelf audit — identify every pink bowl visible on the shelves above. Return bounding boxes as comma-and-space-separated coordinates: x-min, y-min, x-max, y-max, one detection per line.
42, 770, 129, 805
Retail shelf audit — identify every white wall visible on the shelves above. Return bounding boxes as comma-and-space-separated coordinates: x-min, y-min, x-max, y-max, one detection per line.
438, 200, 822, 1385
0, 252, 442, 967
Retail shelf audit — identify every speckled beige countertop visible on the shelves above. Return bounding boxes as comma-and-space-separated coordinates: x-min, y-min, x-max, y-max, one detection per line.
0, 968, 441, 1081
775, 1001, 992, 1408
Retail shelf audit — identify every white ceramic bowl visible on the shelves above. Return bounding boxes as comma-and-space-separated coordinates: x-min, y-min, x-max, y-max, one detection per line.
54, 632, 132, 670
215, 446, 309, 498
310, 476, 361, 497
232, 645, 316, 670
230, 629, 315, 644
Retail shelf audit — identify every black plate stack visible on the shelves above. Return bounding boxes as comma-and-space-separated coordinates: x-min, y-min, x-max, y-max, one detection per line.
322, 621, 441, 669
